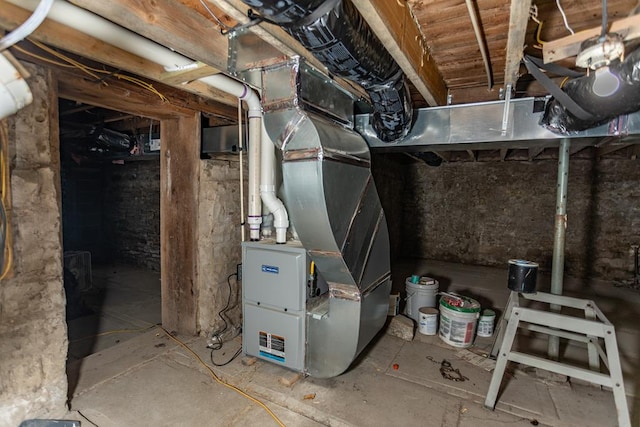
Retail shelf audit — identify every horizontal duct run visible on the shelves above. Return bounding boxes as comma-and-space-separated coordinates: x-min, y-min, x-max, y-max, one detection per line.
355, 97, 640, 152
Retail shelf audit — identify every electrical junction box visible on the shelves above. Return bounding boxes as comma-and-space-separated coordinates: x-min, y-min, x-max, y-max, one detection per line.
242, 240, 309, 372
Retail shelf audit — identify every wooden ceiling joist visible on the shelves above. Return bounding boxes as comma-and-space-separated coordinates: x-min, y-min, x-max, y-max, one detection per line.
503, 0, 532, 90
543, 14, 640, 64
67, 0, 228, 72
528, 146, 545, 161
467, 149, 477, 161
351, 0, 448, 106
0, 1, 238, 109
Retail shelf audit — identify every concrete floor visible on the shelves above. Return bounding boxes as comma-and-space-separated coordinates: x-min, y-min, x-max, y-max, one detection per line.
63, 260, 640, 426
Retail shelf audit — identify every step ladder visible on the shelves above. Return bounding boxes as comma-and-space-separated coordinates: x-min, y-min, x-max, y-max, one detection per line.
485, 291, 631, 427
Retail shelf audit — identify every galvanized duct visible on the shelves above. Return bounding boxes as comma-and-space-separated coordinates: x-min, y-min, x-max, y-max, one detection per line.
261, 60, 391, 377
240, 0, 413, 143
541, 47, 640, 133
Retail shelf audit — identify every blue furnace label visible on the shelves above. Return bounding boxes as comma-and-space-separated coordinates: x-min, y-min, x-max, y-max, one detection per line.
261, 265, 279, 274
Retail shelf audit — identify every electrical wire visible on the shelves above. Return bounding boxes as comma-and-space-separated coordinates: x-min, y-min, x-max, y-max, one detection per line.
159, 326, 286, 427
12, 40, 169, 102
0, 121, 12, 280
555, 0, 574, 35
199, 0, 232, 32
210, 345, 242, 367
535, 20, 546, 45
209, 273, 237, 345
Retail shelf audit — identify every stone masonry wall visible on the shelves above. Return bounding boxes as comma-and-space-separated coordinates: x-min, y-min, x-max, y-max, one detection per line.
103, 159, 160, 271
400, 157, 640, 280
0, 64, 68, 426
196, 156, 243, 336
371, 153, 406, 261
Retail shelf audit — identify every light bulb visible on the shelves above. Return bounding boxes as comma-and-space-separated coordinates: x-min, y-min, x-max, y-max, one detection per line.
592, 66, 620, 97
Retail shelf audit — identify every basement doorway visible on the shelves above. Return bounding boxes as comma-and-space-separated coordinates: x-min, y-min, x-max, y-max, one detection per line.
59, 98, 162, 363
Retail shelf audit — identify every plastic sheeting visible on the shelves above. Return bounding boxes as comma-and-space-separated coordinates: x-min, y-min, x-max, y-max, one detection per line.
541, 47, 640, 133
241, 0, 412, 142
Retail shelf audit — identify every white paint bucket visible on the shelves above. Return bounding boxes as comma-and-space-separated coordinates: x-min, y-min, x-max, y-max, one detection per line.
418, 307, 439, 335
477, 309, 496, 337
438, 294, 481, 348
405, 277, 439, 323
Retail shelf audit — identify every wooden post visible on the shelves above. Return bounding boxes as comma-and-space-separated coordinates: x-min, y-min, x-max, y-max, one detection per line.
160, 113, 200, 334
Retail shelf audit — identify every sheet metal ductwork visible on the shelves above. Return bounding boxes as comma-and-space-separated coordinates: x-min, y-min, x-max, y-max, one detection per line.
240, 0, 412, 143
541, 47, 640, 133
261, 60, 391, 377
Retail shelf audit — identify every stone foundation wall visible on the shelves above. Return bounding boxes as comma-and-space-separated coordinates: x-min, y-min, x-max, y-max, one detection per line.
103, 159, 160, 271
0, 64, 68, 426
400, 157, 640, 280
196, 156, 243, 335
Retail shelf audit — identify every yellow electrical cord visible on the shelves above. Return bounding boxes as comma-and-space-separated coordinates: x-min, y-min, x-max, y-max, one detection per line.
535, 20, 546, 45
159, 326, 286, 427
0, 121, 12, 280
13, 41, 168, 102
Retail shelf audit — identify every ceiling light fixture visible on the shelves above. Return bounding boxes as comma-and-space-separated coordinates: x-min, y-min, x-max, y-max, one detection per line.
575, 0, 624, 97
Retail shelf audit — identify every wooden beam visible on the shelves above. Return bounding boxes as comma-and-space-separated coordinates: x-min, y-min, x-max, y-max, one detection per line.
503, 0, 532, 89
160, 62, 219, 86
68, 0, 228, 71
15, 46, 237, 121
0, 1, 237, 107
597, 143, 630, 158
528, 147, 545, 161
432, 151, 451, 162
161, 113, 200, 334
631, 144, 640, 160
500, 148, 509, 161
467, 149, 477, 162
57, 71, 192, 119
351, 0, 447, 106
544, 14, 640, 64
570, 145, 588, 156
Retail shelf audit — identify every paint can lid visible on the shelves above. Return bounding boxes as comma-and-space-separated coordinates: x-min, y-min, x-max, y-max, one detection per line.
440, 293, 481, 313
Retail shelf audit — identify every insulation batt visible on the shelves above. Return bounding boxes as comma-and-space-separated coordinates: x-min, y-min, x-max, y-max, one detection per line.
541, 47, 640, 133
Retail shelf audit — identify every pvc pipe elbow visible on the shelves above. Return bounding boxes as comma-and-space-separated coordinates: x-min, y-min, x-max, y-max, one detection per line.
275, 227, 287, 244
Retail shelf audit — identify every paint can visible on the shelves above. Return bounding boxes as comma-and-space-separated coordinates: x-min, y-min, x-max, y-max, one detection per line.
507, 259, 538, 293
418, 307, 439, 335
476, 309, 496, 337
438, 294, 481, 348
405, 277, 439, 323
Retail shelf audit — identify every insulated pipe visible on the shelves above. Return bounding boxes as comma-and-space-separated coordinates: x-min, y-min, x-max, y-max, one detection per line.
9, 0, 265, 240
548, 138, 570, 360
260, 126, 289, 244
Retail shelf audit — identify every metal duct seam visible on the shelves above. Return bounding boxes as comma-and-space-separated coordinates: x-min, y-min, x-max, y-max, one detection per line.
239, 0, 413, 143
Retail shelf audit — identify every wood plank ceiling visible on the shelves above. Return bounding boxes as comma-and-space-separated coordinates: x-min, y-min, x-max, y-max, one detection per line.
2, 0, 640, 160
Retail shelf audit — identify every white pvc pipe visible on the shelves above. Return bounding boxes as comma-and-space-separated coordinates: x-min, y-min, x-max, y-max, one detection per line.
260, 126, 289, 244
8, 0, 266, 240
0, 0, 54, 51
